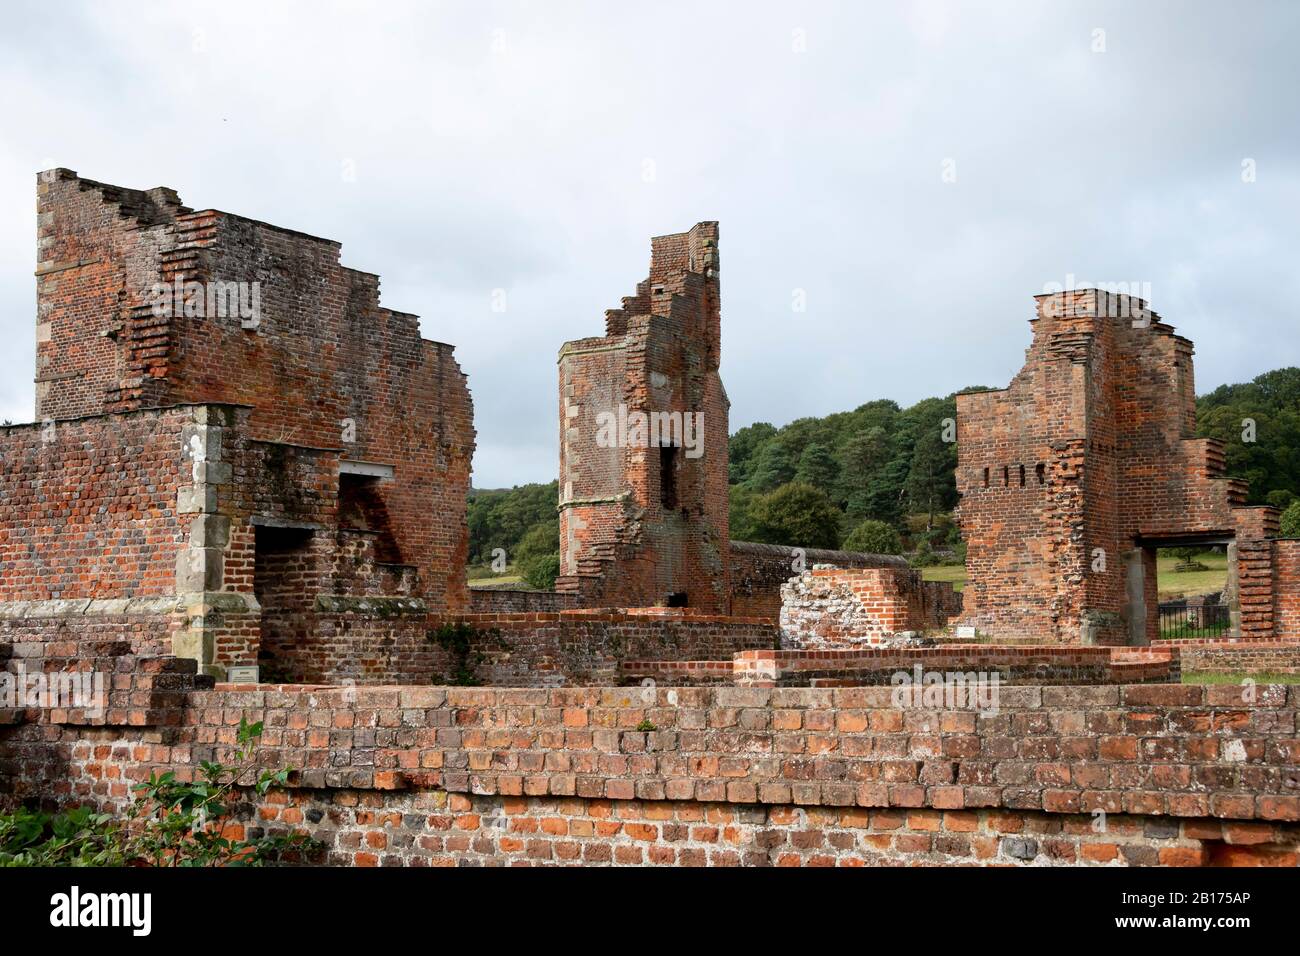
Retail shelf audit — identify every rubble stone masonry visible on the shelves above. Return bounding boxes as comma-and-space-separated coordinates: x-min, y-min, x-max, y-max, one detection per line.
779, 567, 962, 648
728, 542, 913, 620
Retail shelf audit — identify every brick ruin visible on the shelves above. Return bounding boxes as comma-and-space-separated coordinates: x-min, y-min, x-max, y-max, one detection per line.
1, 172, 1297, 867
556, 223, 731, 612
4, 169, 475, 679
956, 288, 1299, 646
779, 566, 964, 649
547, 226, 918, 620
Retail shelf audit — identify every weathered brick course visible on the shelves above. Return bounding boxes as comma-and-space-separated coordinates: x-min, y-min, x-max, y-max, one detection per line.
2, 679, 1295, 866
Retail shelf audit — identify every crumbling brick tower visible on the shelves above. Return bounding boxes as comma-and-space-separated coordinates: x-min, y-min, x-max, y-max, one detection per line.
10, 169, 475, 675
955, 289, 1278, 645
556, 223, 731, 611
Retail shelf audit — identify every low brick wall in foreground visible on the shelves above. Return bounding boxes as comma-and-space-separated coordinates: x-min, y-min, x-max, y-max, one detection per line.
2, 675, 1296, 866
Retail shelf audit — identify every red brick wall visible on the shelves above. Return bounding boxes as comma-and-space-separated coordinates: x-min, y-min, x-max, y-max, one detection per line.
0, 397, 451, 679
731, 645, 1177, 686
1273, 540, 1300, 640
0, 407, 190, 601
956, 290, 1277, 644
468, 589, 581, 614
558, 223, 729, 612
236, 608, 777, 686
273, 795, 1297, 867
1179, 642, 1300, 675
0, 615, 175, 663
32, 170, 475, 614
34, 172, 189, 419
3, 679, 1296, 867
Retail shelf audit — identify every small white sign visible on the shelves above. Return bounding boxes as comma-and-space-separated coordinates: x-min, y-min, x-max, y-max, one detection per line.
227, 665, 260, 684
956, 625, 978, 640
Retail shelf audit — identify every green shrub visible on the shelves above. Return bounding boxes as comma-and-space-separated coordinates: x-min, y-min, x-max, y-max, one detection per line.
514, 519, 558, 566
1, 719, 310, 867
748, 482, 842, 550
0, 806, 124, 866
909, 540, 942, 568
521, 553, 561, 590
842, 519, 902, 555
1281, 500, 1300, 538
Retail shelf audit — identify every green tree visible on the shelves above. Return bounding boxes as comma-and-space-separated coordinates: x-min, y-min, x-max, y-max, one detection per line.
1197, 367, 1300, 504
513, 518, 561, 589
1281, 500, 1300, 538
1267, 489, 1297, 511
466, 481, 558, 566
905, 427, 956, 530
746, 441, 796, 493
1168, 545, 1206, 571
729, 484, 760, 541
749, 482, 841, 549
729, 422, 777, 485
795, 442, 839, 491
842, 519, 903, 555
521, 553, 561, 589
514, 518, 558, 566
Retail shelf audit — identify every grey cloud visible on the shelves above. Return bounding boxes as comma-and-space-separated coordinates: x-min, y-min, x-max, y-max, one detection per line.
1, 0, 1297, 487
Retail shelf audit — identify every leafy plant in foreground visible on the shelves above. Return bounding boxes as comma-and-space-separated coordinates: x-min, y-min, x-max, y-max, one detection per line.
0, 718, 311, 867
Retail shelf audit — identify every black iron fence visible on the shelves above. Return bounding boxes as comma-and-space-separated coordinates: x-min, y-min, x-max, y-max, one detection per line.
1157, 601, 1230, 639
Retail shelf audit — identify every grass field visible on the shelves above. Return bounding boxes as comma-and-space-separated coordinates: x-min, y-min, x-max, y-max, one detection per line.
920, 564, 967, 592
467, 564, 524, 588
1154, 550, 1228, 597
469, 575, 524, 588
921, 549, 1228, 598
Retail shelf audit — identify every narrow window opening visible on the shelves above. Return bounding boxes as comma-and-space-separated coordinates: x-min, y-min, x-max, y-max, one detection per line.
1036, 463, 1046, 485
982, 467, 990, 488
660, 445, 679, 510
1019, 464, 1026, 487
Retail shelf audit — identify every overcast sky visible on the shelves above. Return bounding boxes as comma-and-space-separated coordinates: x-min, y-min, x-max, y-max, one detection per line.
1, 0, 1297, 488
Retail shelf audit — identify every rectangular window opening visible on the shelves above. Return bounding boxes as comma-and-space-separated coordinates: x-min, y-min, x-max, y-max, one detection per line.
660, 445, 679, 510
